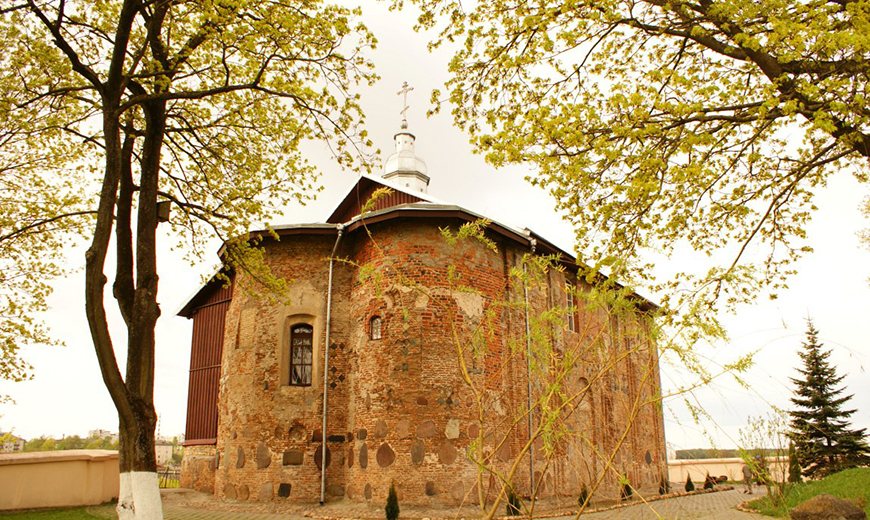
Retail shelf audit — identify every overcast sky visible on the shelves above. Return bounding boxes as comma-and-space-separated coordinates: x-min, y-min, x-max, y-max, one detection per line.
1, 1, 868, 454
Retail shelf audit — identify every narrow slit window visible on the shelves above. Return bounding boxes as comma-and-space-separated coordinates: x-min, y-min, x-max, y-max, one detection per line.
565, 283, 577, 333
290, 324, 313, 386
370, 316, 382, 340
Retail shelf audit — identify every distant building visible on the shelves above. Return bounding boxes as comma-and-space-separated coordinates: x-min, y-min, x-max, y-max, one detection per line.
0, 433, 25, 453
88, 429, 118, 443
155, 441, 174, 467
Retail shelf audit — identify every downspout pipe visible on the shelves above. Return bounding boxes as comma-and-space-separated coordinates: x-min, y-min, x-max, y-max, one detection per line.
523, 237, 537, 497
320, 224, 344, 505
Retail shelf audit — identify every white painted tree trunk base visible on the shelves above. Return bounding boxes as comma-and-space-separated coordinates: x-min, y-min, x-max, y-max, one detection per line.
118, 471, 164, 520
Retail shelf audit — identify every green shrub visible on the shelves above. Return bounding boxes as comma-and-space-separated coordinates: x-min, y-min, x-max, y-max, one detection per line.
506, 487, 521, 516
788, 443, 803, 483
385, 482, 399, 520
578, 486, 590, 507
620, 482, 633, 501
685, 475, 695, 492
704, 473, 715, 490
659, 475, 670, 495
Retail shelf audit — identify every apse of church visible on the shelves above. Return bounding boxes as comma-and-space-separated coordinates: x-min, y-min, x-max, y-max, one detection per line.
178, 84, 667, 505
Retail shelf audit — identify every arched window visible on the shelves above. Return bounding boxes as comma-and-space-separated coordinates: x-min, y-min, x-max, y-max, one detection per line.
370, 316, 382, 340
290, 324, 313, 386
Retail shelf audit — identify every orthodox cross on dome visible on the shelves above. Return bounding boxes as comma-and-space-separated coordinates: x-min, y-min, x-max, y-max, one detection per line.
397, 81, 414, 129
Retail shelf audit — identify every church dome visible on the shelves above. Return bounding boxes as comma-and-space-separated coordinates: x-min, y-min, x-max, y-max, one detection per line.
383, 126, 430, 193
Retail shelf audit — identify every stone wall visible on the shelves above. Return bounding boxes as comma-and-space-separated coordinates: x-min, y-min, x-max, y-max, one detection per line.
190, 217, 667, 505
180, 444, 216, 492
0, 450, 118, 510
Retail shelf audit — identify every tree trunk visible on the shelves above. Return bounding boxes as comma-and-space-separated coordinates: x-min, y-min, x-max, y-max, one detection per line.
117, 407, 161, 520
85, 86, 166, 518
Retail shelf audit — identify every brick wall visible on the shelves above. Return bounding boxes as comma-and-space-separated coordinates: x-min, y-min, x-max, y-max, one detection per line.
192, 217, 667, 505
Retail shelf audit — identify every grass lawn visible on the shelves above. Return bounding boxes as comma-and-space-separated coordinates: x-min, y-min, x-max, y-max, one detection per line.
746, 467, 870, 517
0, 506, 112, 520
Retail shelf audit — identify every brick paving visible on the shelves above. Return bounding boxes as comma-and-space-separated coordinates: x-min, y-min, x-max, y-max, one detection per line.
84, 488, 764, 520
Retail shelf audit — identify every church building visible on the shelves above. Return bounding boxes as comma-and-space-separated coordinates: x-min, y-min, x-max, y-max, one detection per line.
178, 107, 667, 506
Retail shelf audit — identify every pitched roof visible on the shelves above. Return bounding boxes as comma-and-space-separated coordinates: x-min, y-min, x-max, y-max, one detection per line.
326, 173, 440, 223
178, 174, 658, 315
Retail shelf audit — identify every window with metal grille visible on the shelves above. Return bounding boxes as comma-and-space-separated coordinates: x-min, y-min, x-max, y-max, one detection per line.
290, 324, 313, 386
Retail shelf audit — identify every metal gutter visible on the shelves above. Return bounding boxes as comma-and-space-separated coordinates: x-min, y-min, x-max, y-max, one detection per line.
523, 237, 537, 496
320, 224, 344, 504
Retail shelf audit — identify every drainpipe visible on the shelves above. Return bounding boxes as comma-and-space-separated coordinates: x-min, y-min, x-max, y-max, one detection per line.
523, 237, 537, 497
320, 224, 344, 505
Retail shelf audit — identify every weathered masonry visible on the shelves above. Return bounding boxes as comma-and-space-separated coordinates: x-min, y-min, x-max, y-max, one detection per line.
179, 122, 667, 505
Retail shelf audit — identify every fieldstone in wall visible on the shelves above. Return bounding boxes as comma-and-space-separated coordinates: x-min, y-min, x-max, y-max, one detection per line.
374, 419, 388, 438
396, 419, 411, 438
238, 484, 250, 500
377, 443, 396, 467
327, 484, 346, 497
283, 450, 304, 466
416, 420, 436, 438
445, 419, 460, 439
224, 483, 237, 500
257, 442, 271, 469
359, 442, 368, 468
425, 481, 438, 496
497, 442, 511, 462
364, 483, 372, 500
438, 441, 457, 464
314, 445, 331, 469
259, 483, 273, 502
410, 439, 426, 465
358, 428, 368, 440
450, 481, 465, 502
236, 447, 245, 468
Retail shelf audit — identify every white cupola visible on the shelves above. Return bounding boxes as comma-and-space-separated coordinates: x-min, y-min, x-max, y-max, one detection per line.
383, 81, 430, 193
383, 122, 430, 193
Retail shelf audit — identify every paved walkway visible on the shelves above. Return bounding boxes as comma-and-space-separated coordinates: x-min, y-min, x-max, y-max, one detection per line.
86, 488, 763, 520
555, 489, 760, 520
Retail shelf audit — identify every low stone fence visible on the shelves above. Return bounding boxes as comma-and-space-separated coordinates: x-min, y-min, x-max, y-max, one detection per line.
0, 449, 119, 510
668, 456, 788, 484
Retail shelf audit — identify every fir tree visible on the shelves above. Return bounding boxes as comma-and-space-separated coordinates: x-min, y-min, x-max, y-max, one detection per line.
385, 482, 400, 520
384, 482, 399, 520
788, 443, 802, 483
684, 475, 694, 492
789, 320, 870, 478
